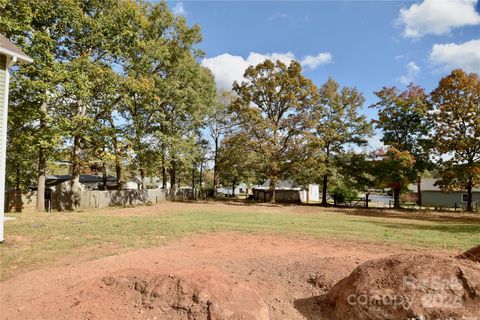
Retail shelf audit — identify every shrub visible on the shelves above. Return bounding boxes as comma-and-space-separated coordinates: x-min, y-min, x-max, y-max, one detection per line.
331, 187, 358, 204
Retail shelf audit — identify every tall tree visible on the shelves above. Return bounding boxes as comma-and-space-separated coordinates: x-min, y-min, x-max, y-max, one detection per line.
314, 78, 372, 205
430, 69, 480, 212
374, 147, 417, 209
0, 0, 76, 211
217, 133, 257, 197
207, 90, 236, 197
58, 0, 143, 206
371, 83, 432, 205
232, 60, 319, 203
120, 2, 215, 194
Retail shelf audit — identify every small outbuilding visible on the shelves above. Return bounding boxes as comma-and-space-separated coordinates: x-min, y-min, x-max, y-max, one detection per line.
408, 178, 480, 210
0, 34, 32, 242
253, 180, 320, 203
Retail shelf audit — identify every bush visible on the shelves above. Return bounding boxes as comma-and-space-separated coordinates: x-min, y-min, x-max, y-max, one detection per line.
331, 187, 358, 204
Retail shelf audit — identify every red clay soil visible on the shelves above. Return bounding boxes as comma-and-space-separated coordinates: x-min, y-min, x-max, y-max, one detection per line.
0, 233, 461, 320
64, 269, 270, 320
318, 253, 480, 320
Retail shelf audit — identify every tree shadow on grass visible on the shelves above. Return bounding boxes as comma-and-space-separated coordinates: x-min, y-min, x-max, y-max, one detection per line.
346, 208, 480, 224
368, 220, 480, 235
167, 199, 257, 206
173, 199, 301, 207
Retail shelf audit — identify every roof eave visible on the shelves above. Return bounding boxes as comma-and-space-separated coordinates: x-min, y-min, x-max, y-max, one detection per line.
0, 47, 33, 63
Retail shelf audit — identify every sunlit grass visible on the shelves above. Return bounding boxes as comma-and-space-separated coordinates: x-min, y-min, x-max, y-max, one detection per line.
1, 203, 479, 280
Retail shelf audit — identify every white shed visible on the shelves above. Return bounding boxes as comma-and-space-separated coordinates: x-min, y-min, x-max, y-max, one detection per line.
0, 34, 32, 242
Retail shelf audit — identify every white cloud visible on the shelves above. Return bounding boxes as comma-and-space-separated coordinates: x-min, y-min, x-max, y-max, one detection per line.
268, 13, 288, 21
398, 0, 480, 39
398, 61, 420, 85
172, 2, 186, 16
301, 53, 333, 70
430, 39, 480, 73
201, 51, 332, 89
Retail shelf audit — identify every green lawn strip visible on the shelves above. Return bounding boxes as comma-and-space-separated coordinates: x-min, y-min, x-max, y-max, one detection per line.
1, 208, 478, 281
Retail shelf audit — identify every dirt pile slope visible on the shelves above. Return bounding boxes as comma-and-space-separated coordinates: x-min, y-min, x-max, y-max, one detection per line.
321, 254, 480, 320
17, 269, 270, 320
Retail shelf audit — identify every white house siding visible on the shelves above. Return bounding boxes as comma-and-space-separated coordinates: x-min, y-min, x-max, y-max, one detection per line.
422, 191, 480, 209
0, 54, 9, 241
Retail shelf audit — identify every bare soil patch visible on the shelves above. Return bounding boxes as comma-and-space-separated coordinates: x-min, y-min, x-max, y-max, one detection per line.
1, 232, 461, 319
318, 253, 480, 320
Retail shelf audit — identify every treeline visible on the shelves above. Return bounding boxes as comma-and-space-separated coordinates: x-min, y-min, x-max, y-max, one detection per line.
1, 0, 216, 211
1, 1, 479, 212
217, 62, 479, 211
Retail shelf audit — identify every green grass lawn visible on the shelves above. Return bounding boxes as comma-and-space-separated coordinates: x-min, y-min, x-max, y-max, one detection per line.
1, 202, 479, 280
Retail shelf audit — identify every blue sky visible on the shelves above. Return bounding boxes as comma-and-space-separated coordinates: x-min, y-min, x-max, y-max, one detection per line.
166, 0, 480, 147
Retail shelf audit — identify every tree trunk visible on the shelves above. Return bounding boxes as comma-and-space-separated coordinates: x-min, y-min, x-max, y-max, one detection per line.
170, 160, 176, 200
71, 101, 85, 208
161, 151, 167, 189
139, 168, 146, 190
36, 100, 47, 212
192, 165, 196, 200
71, 134, 82, 190
321, 146, 330, 206
115, 163, 122, 190
232, 178, 237, 197
416, 176, 422, 206
270, 180, 276, 203
213, 137, 219, 198
466, 177, 473, 212
15, 165, 20, 191
321, 174, 328, 206
393, 187, 401, 209
109, 117, 122, 190
199, 162, 203, 194
102, 162, 107, 190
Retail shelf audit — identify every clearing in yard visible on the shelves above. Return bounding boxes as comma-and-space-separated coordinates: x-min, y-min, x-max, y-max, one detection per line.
1, 202, 479, 319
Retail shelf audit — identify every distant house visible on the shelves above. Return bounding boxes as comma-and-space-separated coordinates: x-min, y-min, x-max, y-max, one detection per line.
408, 178, 480, 209
124, 176, 169, 190
46, 175, 117, 192
0, 34, 32, 242
217, 183, 248, 196
253, 180, 320, 203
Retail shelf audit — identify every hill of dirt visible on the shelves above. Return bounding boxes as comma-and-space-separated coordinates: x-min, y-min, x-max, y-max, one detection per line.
319, 253, 480, 320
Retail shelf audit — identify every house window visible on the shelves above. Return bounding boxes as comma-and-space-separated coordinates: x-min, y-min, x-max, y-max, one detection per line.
462, 194, 468, 202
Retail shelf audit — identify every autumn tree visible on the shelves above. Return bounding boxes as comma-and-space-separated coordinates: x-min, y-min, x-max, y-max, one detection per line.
314, 78, 372, 205
430, 69, 480, 212
374, 147, 417, 209
232, 60, 318, 203
371, 83, 432, 205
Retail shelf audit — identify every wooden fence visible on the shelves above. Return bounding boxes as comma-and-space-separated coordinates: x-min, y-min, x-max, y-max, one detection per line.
5, 189, 167, 212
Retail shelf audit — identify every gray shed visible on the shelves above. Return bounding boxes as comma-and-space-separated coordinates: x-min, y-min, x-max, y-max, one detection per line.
410, 178, 480, 210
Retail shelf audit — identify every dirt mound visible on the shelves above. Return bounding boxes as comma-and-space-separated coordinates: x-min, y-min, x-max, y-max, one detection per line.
457, 245, 480, 263
105, 270, 270, 320
321, 254, 480, 320
28, 269, 270, 320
